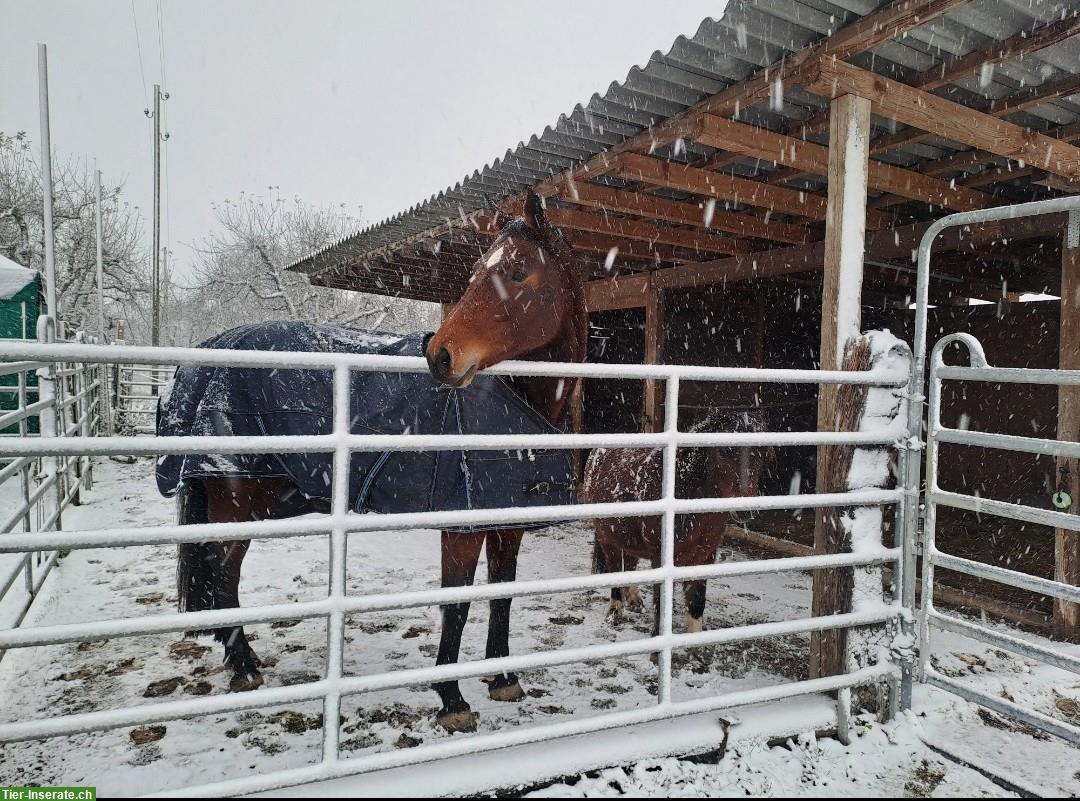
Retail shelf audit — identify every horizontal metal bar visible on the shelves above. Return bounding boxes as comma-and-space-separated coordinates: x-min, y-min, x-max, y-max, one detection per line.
0, 610, 894, 744
0, 489, 902, 552
0, 454, 33, 484
0, 550, 900, 649
155, 664, 897, 799
925, 667, 1080, 745
928, 610, 1080, 676
935, 427, 1080, 459
0, 398, 51, 429
0, 361, 47, 377
0, 341, 908, 386
0, 429, 901, 459
936, 365, 1080, 387
930, 489, 1080, 532
930, 549, 1080, 604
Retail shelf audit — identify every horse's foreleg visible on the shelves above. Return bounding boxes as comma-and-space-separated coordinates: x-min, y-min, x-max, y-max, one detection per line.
682, 580, 706, 634
434, 531, 484, 733
484, 529, 525, 703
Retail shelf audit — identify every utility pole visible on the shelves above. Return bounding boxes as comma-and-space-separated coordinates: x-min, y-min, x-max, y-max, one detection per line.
149, 84, 162, 348
94, 166, 105, 342
37, 44, 58, 323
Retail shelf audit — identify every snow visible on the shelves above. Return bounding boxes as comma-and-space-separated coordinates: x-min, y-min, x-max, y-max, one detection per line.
1, 458, 1078, 796
0, 255, 36, 300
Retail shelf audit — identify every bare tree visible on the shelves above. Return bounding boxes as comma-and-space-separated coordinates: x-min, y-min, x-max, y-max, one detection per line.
0, 131, 149, 338
185, 191, 436, 343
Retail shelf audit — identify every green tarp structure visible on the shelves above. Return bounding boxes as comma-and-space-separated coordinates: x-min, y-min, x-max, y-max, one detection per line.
0, 254, 41, 434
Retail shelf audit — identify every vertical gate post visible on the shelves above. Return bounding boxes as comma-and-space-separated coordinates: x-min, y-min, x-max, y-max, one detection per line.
1055, 210, 1080, 641
812, 93, 872, 680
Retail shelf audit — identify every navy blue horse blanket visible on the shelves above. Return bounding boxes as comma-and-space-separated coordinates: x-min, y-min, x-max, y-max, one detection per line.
155, 322, 575, 531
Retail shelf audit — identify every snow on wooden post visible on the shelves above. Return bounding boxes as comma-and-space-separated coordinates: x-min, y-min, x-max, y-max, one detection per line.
845, 334, 910, 681
1056, 210, 1080, 641
812, 92, 872, 680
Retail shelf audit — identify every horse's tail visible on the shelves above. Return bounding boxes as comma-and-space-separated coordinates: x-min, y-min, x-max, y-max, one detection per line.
176, 480, 217, 636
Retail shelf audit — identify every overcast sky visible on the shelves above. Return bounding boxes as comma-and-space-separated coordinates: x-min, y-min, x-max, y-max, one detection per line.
2, 0, 722, 279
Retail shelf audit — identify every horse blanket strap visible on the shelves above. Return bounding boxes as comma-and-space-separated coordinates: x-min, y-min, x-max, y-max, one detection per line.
155, 322, 575, 532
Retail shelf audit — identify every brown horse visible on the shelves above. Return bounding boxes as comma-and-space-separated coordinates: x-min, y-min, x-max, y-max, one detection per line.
583, 410, 771, 637
176, 192, 586, 734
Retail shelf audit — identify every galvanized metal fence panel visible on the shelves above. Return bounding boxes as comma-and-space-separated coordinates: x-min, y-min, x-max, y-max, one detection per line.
0, 323, 106, 636
917, 332, 1080, 746
0, 334, 912, 797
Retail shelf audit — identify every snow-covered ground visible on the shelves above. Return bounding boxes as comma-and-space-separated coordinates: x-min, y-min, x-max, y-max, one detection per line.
0, 458, 1078, 796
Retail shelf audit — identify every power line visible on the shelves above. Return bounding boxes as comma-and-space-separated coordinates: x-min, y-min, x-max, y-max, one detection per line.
155, 0, 168, 90
129, 0, 149, 108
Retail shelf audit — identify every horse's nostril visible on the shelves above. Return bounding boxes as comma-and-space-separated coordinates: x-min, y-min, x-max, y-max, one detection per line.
433, 346, 452, 376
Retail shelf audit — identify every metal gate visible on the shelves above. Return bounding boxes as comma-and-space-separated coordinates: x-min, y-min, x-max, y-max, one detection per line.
902, 195, 1080, 744
0, 335, 910, 797
915, 332, 1080, 744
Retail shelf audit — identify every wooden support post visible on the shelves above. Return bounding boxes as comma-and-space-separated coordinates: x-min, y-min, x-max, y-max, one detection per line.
571, 374, 586, 489
1056, 211, 1080, 641
643, 277, 665, 433
811, 94, 872, 680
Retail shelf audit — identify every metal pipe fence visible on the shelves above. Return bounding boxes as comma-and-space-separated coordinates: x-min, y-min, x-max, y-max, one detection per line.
0, 334, 912, 796
0, 323, 106, 636
917, 332, 1080, 746
113, 363, 168, 434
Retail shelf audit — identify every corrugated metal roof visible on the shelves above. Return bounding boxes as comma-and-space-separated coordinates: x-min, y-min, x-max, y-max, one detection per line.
289, 0, 1080, 279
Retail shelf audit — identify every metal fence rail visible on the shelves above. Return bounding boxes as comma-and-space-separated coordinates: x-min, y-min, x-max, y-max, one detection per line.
0, 336, 913, 797
0, 323, 106, 636
918, 332, 1080, 746
113, 363, 167, 434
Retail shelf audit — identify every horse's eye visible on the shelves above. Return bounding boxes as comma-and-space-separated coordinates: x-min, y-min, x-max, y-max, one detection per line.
509, 265, 528, 282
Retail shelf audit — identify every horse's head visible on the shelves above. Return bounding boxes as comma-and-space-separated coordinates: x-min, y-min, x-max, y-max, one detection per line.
426, 191, 584, 388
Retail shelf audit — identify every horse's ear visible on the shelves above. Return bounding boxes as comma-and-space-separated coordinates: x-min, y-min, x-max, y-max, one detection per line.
522, 190, 548, 233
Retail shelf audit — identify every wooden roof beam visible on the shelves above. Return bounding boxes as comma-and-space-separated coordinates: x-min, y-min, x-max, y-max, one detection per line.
777, 11, 1080, 150
692, 113, 992, 211
614, 151, 894, 229
869, 72, 1080, 156
544, 206, 753, 256
801, 59, 1080, 181
555, 182, 815, 244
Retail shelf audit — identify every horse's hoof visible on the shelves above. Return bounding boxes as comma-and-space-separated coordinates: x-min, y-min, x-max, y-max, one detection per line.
229, 672, 264, 693
437, 709, 478, 733
606, 601, 623, 626
488, 680, 525, 702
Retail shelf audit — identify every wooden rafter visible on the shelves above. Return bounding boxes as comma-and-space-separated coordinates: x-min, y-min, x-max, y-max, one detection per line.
544, 206, 753, 256
615, 152, 893, 229
580, 210, 1071, 295
871, 73, 1080, 156
555, 181, 814, 244
692, 114, 992, 211
801, 59, 1080, 181
779, 11, 1080, 148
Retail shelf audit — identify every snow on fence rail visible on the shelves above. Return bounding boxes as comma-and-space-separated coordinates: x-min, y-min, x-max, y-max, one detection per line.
0, 324, 106, 635
0, 335, 913, 797
918, 332, 1080, 746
